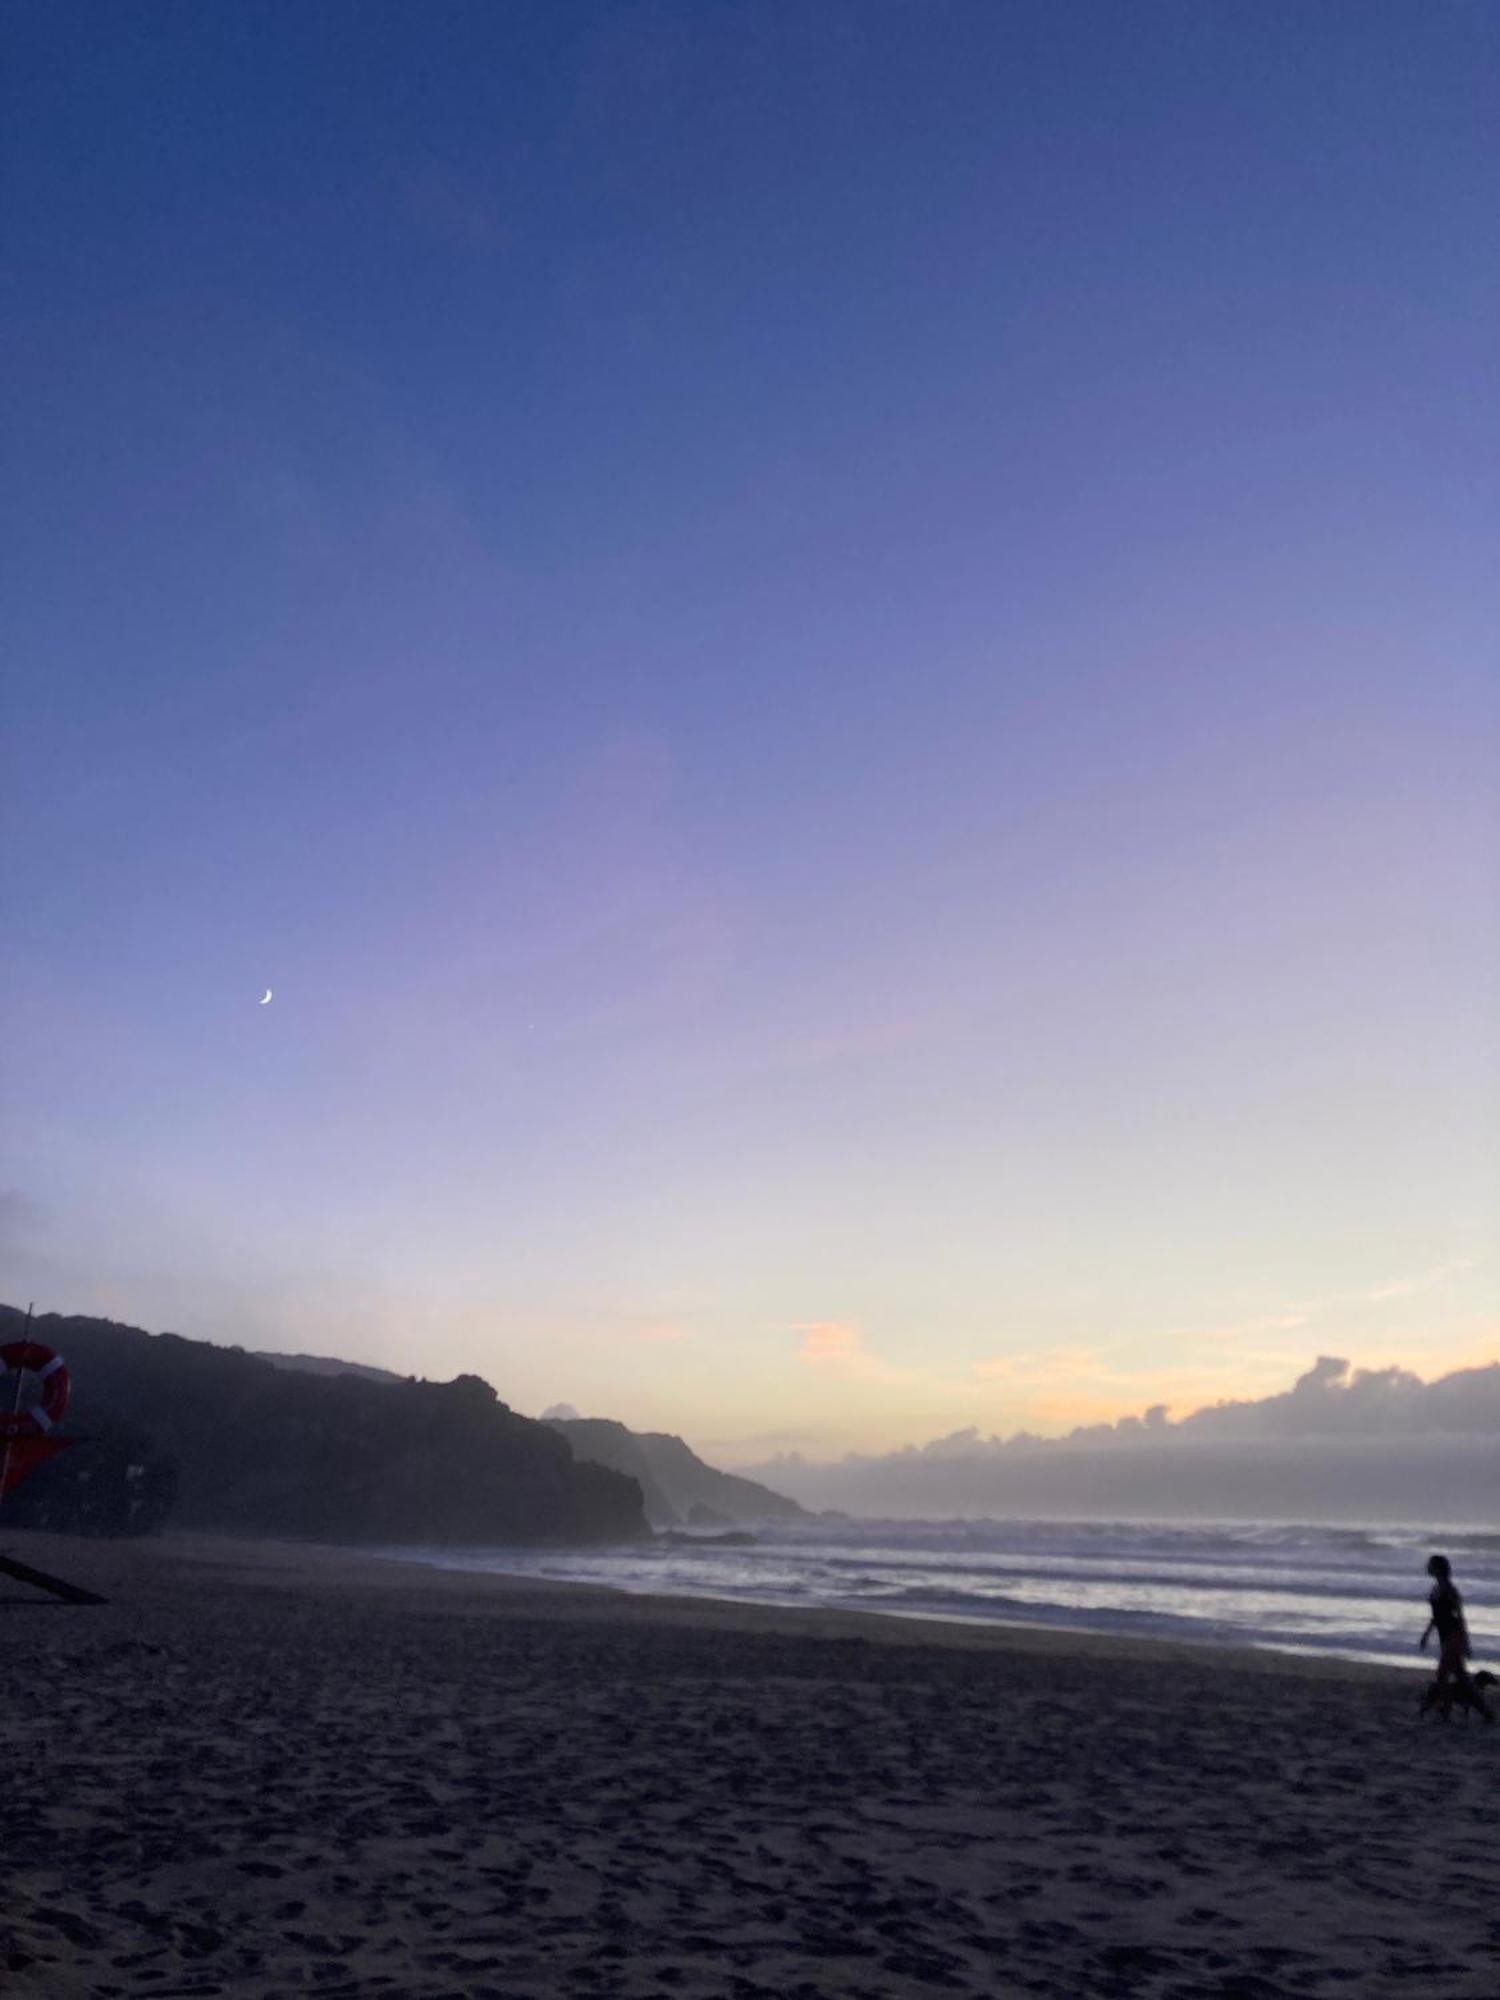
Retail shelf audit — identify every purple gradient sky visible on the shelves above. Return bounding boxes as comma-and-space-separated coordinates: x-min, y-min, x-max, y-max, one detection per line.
4, 3, 1496, 1461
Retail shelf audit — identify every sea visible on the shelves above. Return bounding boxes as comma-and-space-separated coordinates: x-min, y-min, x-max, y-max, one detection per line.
387, 1516, 1500, 1671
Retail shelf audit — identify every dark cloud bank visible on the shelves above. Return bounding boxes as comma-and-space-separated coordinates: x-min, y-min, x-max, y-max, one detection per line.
743, 1359, 1500, 1525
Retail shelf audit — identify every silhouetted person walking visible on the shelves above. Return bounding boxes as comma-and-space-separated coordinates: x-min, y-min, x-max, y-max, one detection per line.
1420, 1554, 1489, 1716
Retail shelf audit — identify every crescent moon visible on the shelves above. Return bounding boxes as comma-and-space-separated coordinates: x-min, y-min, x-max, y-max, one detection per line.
260, 989, 273, 1005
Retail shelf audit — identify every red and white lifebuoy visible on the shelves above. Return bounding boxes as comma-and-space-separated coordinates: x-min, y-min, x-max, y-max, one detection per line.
0, 1341, 71, 1439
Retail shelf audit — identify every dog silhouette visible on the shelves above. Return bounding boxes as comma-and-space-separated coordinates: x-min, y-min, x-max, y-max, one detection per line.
1418, 1668, 1496, 1723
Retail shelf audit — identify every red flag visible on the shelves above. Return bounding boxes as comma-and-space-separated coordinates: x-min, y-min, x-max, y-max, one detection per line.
0, 1435, 75, 1498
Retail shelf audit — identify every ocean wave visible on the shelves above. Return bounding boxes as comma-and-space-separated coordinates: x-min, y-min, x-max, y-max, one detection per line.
385, 1514, 1498, 1670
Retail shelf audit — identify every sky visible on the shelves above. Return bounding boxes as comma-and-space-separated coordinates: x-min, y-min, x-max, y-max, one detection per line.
3, 2, 1496, 1466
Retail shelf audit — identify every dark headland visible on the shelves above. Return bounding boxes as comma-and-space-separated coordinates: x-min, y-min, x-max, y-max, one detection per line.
0, 1304, 806, 1545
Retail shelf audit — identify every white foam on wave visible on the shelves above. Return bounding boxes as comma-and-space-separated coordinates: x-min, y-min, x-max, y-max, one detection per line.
385, 1515, 1499, 1671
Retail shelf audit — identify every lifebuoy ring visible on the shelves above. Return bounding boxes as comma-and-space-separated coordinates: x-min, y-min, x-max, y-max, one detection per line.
0, 1340, 71, 1439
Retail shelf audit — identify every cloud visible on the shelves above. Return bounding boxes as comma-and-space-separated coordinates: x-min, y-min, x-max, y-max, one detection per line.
1175, 1352, 1500, 1441
794, 1321, 908, 1383
850, 1351, 1500, 1456
736, 1351, 1500, 1522
633, 1323, 691, 1344
797, 1321, 861, 1363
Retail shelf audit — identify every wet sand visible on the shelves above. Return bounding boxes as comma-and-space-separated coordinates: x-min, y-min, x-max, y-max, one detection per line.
2, 1530, 1493, 1998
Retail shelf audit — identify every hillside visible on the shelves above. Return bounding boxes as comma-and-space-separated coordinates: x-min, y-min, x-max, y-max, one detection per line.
542, 1416, 808, 1530
255, 1350, 406, 1386
0, 1307, 647, 1545
256, 1356, 809, 1529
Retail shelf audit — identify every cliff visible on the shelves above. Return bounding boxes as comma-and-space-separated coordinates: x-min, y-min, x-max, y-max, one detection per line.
543, 1415, 808, 1530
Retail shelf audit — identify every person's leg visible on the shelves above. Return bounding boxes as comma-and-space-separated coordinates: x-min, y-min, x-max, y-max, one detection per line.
1436, 1633, 1465, 1688
1428, 1634, 1468, 1717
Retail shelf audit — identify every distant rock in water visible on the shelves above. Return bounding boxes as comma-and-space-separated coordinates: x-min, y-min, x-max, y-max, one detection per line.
0, 1305, 648, 1546
542, 1415, 808, 1530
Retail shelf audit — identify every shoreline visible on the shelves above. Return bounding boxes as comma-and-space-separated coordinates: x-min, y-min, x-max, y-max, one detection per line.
3, 1524, 1414, 1681
369, 1538, 1435, 1681
384, 1527, 1448, 1680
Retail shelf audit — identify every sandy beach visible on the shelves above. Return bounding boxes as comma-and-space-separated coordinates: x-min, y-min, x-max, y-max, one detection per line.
2, 1531, 1494, 1999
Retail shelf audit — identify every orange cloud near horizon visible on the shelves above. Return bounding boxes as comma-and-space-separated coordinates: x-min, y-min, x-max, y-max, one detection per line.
793, 1320, 914, 1386
795, 1321, 861, 1362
